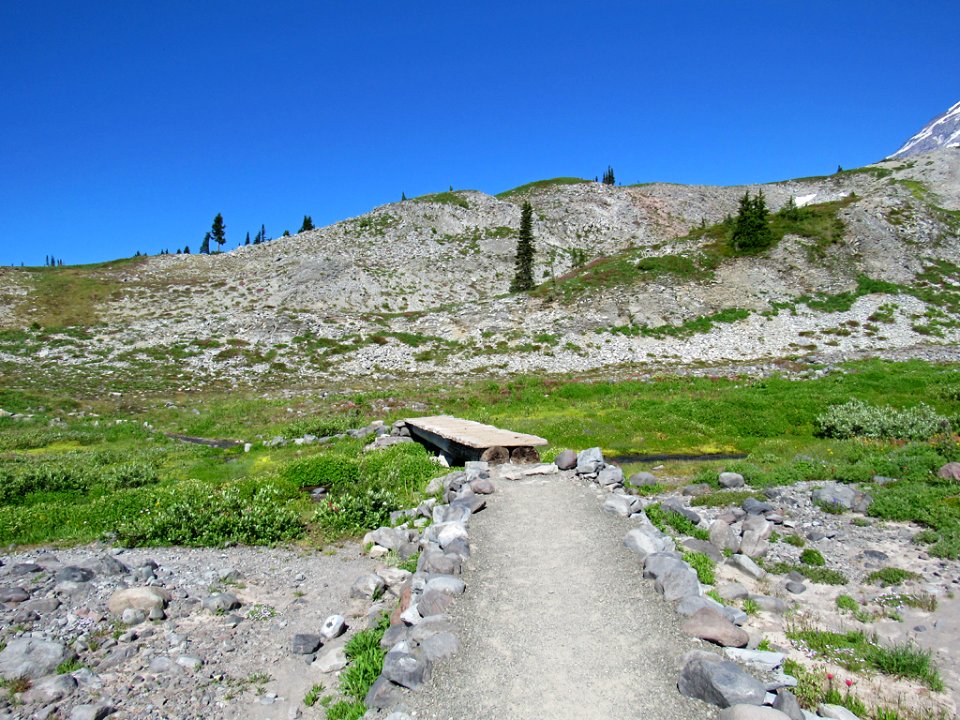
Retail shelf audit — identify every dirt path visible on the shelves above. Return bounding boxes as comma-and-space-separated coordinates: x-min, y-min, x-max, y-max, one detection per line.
405, 469, 708, 720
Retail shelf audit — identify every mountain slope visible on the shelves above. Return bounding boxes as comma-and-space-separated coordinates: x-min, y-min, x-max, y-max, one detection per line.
890, 100, 960, 158
1, 149, 959, 392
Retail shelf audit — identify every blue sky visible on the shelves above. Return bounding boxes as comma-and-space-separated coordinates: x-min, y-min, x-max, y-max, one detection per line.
1, 1, 957, 266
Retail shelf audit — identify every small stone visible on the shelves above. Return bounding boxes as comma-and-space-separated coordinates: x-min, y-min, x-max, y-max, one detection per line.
176, 655, 203, 670
291, 633, 323, 654
729, 554, 766, 580
121, 608, 147, 626
55, 566, 95, 583
321, 614, 347, 640
69, 704, 116, 720
818, 704, 862, 720
202, 593, 241, 613
785, 581, 806, 594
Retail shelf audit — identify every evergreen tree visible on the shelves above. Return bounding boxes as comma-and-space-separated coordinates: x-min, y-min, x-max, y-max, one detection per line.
282, 229, 291, 237
298, 215, 314, 233
401, 192, 407, 201
602, 166, 615, 185
210, 213, 226, 252
245, 232, 251, 246
200, 232, 211, 254
184, 245, 190, 254
730, 190, 774, 252
260, 224, 267, 243
510, 201, 536, 292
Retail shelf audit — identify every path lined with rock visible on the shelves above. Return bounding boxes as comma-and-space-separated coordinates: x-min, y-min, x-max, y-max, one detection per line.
403, 465, 707, 720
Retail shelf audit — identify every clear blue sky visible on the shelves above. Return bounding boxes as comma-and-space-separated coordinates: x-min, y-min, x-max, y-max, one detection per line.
1, 1, 957, 266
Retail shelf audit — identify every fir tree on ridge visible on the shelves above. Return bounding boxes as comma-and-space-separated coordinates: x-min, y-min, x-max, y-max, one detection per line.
210, 213, 226, 252
298, 216, 314, 233
510, 201, 536, 292
730, 190, 773, 252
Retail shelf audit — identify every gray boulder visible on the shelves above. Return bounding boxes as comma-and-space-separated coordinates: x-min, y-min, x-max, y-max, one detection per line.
643, 553, 686, 580
418, 631, 460, 661
108, 587, 169, 615
382, 648, 432, 690
709, 519, 741, 554
773, 689, 804, 720
0, 587, 29, 603
82, 554, 128, 576
555, 449, 577, 470
729, 554, 766, 580
350, 574, 386, 599
291, 633, 323, 654
365, 675, 404, 711
0, 638, 76, 680
938, 462, 960, 481
678, 651, 767, 708
682, 538, 725, 563
724, 648, 785, 672
742, 498, 774, 515
719, 472, 746, 488
69, 705, 116, 720
602, 494, 635, 518
202, 592, 241, 613
425, 576, 466, 596
24, 673, 78, 703
629, 471, 659, 487
656, 563, 701, 602
662, 498, 701, 525
681, 608, 749, 647
683, 483, 712, 496
739, 515, 772, 558
56, 566, 95, 583
576, 447, 604, 474
597, 466, 624, 487
623, 528, 666, 560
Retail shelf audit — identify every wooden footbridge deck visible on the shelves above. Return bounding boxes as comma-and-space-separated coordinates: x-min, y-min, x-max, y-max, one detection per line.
404, 415, 548, 465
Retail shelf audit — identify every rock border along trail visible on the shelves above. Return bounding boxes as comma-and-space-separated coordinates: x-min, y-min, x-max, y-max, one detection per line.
404, 464, 707, 720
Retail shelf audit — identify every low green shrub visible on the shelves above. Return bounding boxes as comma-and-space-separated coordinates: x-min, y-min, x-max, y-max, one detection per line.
644, 503, 710, 541
115, 481, 305, 547
314, 488, 400, 534
784, 534, 805, 547
766, 561, 847, 585
682, 551, 716, 584
800, 548, 826, 566
816, 399, 950, 440
865, 567, 921, 586
690, 490, 764, 507
836, 594, 858, 612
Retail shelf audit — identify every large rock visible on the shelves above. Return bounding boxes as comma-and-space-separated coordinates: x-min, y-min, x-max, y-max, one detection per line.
709, 519, 741, 553
576, 447, 604, 475
729, 554, 766, 580
351, 574, 386, 599
724, 648, 785, 672
662, 498, 702, 525
291, 633, 323, 654
656, 563, 701, 602
417, 589, 454, 617
602, 494, 635, 518
321, 614, 347, 640
69, 705, 116, 720
202, 592, 241, 613
718, 706, 792, 720
24, 673, 78, 703
682, 538, 725, 563
425, 576, 466, 596
597, 466, 624, 487
0, 587, 29, 603
938, 462, 960, 481
554, 449, 577, 470
719, 472, 745, 489
382, 648, 432, 690
811, 482, 871, 513
739, 515, 772, 558
643, 553, 687, 580
313, 644, 347, 673
82, 554, 129, 576
418, 550, 462, 576
773, 689, 804, 720
369, 526, 406, 550
623, 528, 666, 560
678, 651, 767, 708
681, 608, 749, 647
0, 638, 76, 680
56, 566, 95, 583
108, 587, 170, 615
629, 471, 659, 487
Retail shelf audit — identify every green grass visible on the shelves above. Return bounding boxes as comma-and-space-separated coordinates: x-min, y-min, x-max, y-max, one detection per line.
645, 503, 710, 541
786, 628, 943, 690
411, 191, 470, 208
800, 548, 826, 566
865, 568, 921, 586
496, 177, 590, 198
682, 551, 716, 584
766, 561, 848, 585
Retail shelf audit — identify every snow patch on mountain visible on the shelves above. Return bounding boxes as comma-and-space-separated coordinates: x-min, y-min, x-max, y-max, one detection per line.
890, 100, 960, 158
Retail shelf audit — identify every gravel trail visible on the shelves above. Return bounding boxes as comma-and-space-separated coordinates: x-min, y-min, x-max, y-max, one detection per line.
406, 470, 708, 720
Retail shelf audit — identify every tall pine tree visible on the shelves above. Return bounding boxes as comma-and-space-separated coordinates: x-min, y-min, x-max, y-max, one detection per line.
298, 215, 314, 233
510, 202, 536, 292
199, 232, 211, 254
210, 213, 226, 252
730, 190, 773, 252
602, 166, 616, 185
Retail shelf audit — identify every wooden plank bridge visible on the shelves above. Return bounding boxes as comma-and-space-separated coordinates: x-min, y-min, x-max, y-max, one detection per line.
404, 415, 548, 465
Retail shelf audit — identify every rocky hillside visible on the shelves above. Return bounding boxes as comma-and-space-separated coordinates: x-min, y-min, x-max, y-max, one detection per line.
1, 149, 959, 391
